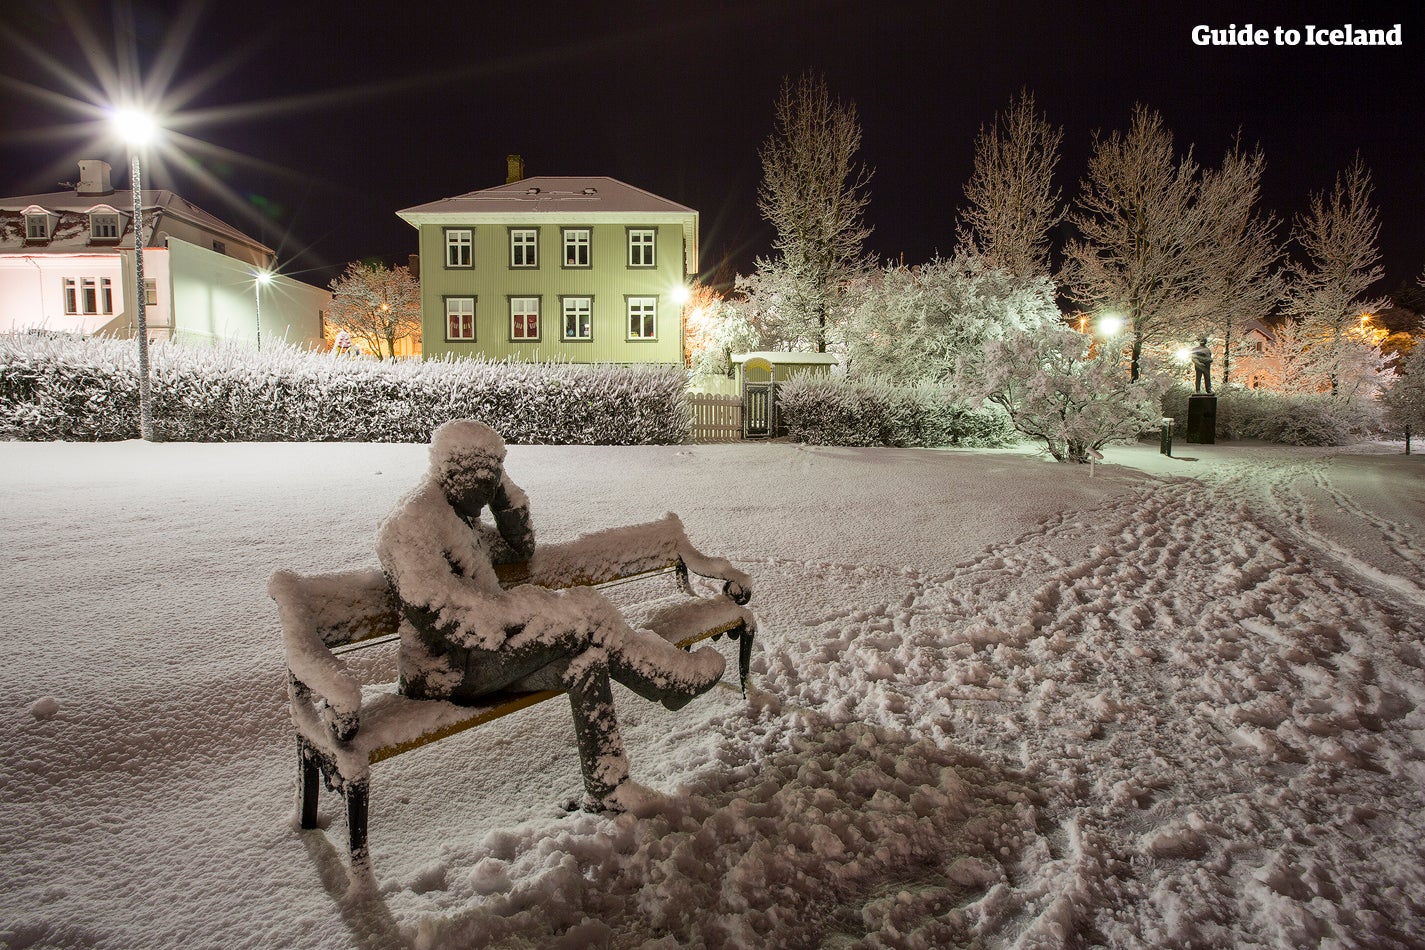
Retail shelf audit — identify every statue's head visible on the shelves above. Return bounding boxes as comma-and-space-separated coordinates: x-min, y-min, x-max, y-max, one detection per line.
429, 420, 506, 521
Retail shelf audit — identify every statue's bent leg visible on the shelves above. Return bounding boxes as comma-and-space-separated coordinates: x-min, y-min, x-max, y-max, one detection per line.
606, 628, 726, 711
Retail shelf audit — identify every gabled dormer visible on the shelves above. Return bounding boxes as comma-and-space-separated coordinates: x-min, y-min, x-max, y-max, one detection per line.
86, 204, 127, 244
22, 206, 57, 243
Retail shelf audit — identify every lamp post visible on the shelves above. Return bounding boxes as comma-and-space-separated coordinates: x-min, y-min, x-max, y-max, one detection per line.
110, 108, 159, 441
254, 270, 273, 351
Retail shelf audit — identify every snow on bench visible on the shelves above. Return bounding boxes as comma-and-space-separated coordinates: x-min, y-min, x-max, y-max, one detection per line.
271, 527, 755, 869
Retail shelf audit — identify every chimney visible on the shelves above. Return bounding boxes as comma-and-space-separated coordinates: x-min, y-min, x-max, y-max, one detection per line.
76, 160, 114, 196
506, 154, 525, 184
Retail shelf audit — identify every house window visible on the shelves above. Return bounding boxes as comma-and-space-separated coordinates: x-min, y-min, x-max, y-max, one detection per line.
562, 229, 590, 267
446, 297, 475, 340
445, 229, 473, 268
510, 297, 540, 341
25, 214, 50, 241
510, 229, 538, 268
627, 297, 657, 340
144, 279, 158, 306
63, 277, 114, 315
91, 213, 120, 241
628, 229, 656, 267
562, 297, 592, 340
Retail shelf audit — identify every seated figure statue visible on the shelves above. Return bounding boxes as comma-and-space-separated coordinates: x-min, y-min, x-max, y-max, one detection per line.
375, 420, 727, 811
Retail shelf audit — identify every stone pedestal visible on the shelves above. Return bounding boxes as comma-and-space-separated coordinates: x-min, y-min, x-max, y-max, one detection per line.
1186, 394, 1217, 444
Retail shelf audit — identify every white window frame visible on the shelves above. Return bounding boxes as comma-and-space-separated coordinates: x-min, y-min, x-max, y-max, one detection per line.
25, 213, 50, 241
627, 296, 657, 340
446, 297, 476, 340
562, 296, 593, 341
90, 212, 121, 241
510, 297, 540, 341
445, 228, 473, 268
628, 228, 656, 267
510, 228, 538, 268
562, 228, 591, 268
63, 277, 115, 316
144, 278, 158, 306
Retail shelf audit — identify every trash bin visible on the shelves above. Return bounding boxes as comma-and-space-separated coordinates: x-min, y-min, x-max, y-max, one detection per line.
1160, 418, 1174, 457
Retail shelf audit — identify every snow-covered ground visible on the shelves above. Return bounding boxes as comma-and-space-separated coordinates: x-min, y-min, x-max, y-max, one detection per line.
2, 437, 1423, 949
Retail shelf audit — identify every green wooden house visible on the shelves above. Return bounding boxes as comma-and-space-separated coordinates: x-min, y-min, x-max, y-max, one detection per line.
397, 174, 698, 365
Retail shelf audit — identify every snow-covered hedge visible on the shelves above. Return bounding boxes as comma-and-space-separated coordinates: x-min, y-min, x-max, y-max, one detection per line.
776, 375, 1016, 448
0, 334, 691, 444
1161, 384, 1380, 446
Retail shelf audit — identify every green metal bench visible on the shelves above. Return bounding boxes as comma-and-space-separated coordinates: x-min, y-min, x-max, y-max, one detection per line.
271, 546, 754, 869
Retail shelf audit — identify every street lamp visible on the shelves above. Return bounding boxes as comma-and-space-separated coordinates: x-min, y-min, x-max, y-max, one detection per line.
254, 269, 273, 351
110, 107, 159, 440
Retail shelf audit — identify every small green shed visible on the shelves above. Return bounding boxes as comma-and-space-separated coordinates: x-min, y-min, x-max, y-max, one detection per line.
731, 351, 838, 438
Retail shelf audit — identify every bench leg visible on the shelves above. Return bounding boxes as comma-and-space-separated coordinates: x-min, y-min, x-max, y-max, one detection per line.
346, 780, 370, 866
738, 626, 755, 696
298, 741, 320, 830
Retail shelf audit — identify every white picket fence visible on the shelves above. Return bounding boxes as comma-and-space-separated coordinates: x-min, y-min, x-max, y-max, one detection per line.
688, 393, 742, 442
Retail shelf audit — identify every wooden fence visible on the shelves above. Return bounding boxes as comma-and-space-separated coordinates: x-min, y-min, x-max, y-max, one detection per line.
688, 393, 742, 442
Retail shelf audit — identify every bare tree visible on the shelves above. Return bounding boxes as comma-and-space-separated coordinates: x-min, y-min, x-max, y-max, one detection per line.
327, 261, 422, 359
957, 89, 1065, 278
1196, 139, 1282, 387
757, 72, 873, 352
1063, 105, 1220, 380
1282, 156, 1388, 396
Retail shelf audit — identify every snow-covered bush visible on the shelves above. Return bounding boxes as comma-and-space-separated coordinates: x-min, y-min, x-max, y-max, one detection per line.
1381, 344, 1425, 452
0, 334, 690, 444
958, 323, 1166, 463
1161, 383, 1379, 447
776, 375, 1016, 448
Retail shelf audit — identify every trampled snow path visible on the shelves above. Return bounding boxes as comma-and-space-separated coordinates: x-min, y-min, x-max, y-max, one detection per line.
755, 456, 1425, 947
2, 440, 1422, 948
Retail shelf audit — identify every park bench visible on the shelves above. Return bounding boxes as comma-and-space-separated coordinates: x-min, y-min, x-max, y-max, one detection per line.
270, 516, 755, 869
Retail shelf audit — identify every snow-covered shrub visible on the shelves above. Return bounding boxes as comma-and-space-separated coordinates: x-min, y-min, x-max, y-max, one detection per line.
0, 334, 691, 444
1161, 384, 1380, 447
776, 375, 1016, 448
1224, 390, 1376, 446
1381, 344, 1425, 452
958, 323, 1166, 463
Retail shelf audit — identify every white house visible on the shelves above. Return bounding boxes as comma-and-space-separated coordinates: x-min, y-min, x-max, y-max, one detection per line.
0, 161, 330, 348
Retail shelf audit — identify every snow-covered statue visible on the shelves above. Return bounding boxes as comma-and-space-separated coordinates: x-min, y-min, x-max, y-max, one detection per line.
375, 420, 728, 811
1190, 338, 1214, 394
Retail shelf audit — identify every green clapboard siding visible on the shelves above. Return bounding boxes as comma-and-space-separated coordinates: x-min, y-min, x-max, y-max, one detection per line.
419, 222, 686, 365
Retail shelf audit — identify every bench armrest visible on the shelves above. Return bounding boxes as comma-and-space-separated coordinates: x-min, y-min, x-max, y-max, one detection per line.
270, 570, 366, 741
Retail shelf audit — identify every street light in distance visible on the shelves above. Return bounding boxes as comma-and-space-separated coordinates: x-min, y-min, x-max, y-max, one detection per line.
108, 105, 161, 440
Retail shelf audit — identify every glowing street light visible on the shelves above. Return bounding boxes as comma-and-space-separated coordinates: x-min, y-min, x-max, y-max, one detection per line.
1097, 314, 1125, 337
109, 106, 160, 440
670, 285, 691, 306
254, 269, 273, 351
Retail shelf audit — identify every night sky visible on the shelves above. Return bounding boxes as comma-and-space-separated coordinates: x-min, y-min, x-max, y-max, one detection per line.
2, 0, 1422, 297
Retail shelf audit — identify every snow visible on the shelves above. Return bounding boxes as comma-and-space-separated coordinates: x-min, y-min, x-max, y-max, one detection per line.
2, 437, 1423, 948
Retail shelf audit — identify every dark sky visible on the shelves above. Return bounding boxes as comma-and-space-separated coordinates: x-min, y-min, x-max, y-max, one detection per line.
2, 0, 1422, 297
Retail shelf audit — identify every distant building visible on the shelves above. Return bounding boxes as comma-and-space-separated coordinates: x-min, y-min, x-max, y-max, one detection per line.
0, 160, 329, 348
397, 169, 697, 365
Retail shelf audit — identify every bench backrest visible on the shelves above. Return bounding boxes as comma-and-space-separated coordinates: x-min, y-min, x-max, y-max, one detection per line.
270, 568, 400, 649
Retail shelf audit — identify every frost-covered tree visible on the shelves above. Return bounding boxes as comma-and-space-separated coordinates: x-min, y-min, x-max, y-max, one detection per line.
327, 262, 422, 359
1196, 140, 1282, 388
1382, 344, 1425, 454
844, 253, 1060, 383
757, 72, 873, 352
1064, 105, 1222, 381
957, 322, 1167, 463
687, 289, 762, 378
957, 89, 1065, 279
1236, 318, 1327, 394
1282, 157, 1389, 397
